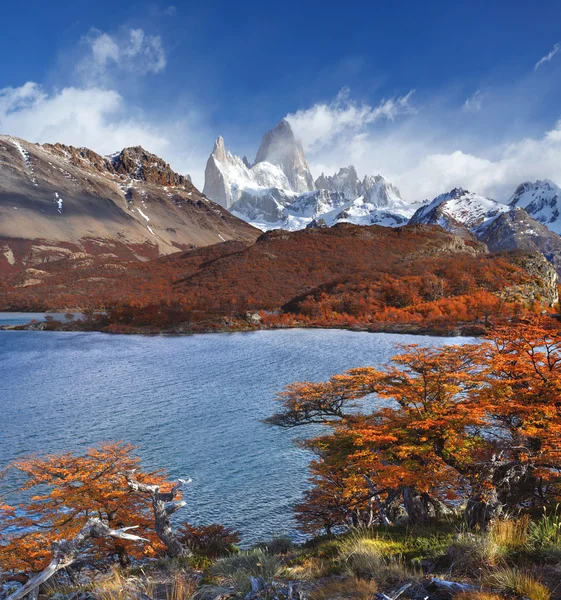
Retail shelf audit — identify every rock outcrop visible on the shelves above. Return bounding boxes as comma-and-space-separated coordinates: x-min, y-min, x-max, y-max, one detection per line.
254, 119, 315, 193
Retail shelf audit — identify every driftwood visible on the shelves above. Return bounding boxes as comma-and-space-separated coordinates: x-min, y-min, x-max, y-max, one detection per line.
124, 470, 191, 558
376, 582, 412, 600
243, 577, 305, 600
429, 578, 479, 593
5, 518, 146, 600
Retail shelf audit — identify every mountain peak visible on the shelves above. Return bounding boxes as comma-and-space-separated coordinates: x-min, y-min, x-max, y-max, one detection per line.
110, 146, 189, 186
211, 136, 227, 162
254, 119, 315, 193
508, 179, 561, 234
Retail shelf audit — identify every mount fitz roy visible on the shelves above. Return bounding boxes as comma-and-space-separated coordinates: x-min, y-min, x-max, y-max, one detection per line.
203, 119, 416, 230
203, 119, 561, 273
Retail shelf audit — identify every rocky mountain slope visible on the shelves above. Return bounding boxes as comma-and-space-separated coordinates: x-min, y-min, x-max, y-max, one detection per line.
408, 185, 561, 275
0, 136, 258, 275
508, 179, 561, 234
203, 120, 416, 230
409, 188, 510, 233
476, 207, 561, 273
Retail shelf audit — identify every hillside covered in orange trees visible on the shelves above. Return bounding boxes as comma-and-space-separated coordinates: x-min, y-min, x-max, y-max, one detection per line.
0, 223, 558, 335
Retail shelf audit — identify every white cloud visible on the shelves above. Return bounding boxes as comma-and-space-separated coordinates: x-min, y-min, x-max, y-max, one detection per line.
0, 81, 212, 187
286, 88, 415, 151
0, 83, 167, 153
287, 87, 561, 203
463, 89, 483, 112
535, 42, 561, 70
76, 27, 167, 86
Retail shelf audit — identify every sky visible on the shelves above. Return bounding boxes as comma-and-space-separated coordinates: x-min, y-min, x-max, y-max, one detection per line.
1, 0, 561, 202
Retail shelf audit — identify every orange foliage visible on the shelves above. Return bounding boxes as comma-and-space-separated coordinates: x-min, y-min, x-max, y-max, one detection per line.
268, 316, 561, 534
0, 225, 549, 334
0, 442, 168, 572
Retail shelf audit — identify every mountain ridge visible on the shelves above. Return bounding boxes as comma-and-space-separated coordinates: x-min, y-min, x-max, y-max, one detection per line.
0, 135, 258, 275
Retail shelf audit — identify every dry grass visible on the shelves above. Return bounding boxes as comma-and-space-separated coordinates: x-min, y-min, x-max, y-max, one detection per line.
336, 534, 410, 585
488, 516, 529, 552
285, 556, 330, 580
485, 567, 551, 600
312, 577, 379, 600
93, 569, 197, 600
94, 569, 156, 600
165, 574, 197, 600
447, 518, 530, 575
211, 549, 283, 593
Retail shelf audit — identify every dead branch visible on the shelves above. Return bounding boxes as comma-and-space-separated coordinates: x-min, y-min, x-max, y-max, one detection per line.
124, 470, 191, 558
6, 518, 147, 600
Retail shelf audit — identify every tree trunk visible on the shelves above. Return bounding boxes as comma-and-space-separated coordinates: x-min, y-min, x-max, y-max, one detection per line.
465, 455, 536, 529
6, 519, 146, 600
124, 471, 191, 558
402, 487, 430, 525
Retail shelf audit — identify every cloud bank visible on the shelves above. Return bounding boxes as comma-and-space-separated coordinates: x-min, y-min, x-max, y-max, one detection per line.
287, 82, 561, 203
2, 22, 561, 204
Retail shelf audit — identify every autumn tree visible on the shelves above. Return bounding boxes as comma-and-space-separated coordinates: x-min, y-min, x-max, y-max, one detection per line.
0, 442, 167, 574
267, 316, 561, 533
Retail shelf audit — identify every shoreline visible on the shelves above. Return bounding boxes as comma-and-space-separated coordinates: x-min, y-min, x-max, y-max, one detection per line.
0, 318, 487, 338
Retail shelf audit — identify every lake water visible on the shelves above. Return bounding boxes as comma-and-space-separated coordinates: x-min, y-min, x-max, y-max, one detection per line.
0, 313, 77, 326
0, 325, 478, 543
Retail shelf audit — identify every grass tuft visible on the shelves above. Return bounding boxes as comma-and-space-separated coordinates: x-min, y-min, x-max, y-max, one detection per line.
485, 567, 551, 600
211, 549, 283, 592
312, 577, 379, 600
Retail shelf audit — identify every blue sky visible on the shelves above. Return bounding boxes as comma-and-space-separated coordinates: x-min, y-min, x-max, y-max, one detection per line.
2, 0, 561, 201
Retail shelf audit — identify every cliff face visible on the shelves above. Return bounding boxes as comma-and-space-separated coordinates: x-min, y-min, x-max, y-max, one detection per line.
254, 119, 315, 193
499, 251, 559, 306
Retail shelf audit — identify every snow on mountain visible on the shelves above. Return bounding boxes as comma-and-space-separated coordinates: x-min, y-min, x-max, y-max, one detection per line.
409, 188, 509, 233
203, 121, 416, 231
316, 166, 362, 198
254, 119, 315, 193
202, 136, 290, 209
508, 179, 561, 234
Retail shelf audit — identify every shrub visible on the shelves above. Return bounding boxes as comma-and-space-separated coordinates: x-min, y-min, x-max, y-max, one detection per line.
485, 568, 550, 600
178, 523, 241, 558
260, 536, 294, 555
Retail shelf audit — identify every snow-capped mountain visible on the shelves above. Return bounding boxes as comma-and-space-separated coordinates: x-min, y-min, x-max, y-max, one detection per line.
254, 119, 315, 193
508, 179, 561, 234
203, 120, 416, 230
409, 188, 510, 233
476, 207, 561, 274
316, 167, 403, 208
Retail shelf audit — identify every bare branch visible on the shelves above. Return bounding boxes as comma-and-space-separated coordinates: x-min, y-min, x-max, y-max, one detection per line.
123, 471, 191, 558
6, 518, 147, 600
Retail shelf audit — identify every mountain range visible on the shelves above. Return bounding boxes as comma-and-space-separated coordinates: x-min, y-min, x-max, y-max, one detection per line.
2, 121, 561, 286
202, 119, 561, 274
